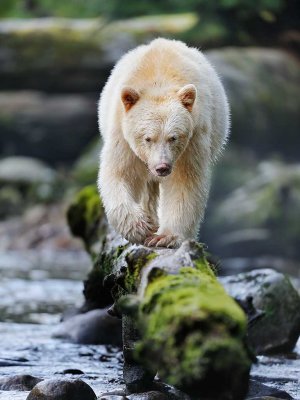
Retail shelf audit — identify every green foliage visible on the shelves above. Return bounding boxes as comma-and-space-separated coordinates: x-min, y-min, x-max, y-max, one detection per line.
0, 0, 288, 19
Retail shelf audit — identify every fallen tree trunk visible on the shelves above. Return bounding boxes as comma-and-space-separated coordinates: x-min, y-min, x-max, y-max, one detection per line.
67, 187, 252, 399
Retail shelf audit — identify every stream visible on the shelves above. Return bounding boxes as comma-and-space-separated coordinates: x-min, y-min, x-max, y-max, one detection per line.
0, 208, 299, 399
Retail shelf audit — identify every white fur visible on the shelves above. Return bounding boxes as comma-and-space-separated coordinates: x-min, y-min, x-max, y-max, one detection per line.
98, 38, 230, 248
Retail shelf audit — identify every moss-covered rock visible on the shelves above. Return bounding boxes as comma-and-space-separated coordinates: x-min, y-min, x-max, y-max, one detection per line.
85, 234, 252, 399
66, 184, 104, 255
135, 253, 250, 399
0, 15, 197, 92
221, 269, 300, 354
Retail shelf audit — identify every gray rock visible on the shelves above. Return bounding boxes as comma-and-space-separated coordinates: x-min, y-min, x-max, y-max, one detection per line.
127, 392, 169, 400
0, 92, 97, 164
204, 160, 300, 261
99, 389, 128, 399
247, 397, 290, 400
207, 48, 300, 159
0, 156, 56, 184
26, 378, 96, 400
220, 269, 300, 354
246, 379, 293, 399
53, 308, 122, 346
0, 374, 42, 391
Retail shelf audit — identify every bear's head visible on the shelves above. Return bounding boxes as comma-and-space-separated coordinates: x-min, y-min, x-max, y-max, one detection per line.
120, 84, 196, 177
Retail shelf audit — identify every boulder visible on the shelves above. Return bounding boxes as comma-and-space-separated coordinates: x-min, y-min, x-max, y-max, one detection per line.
52, 308, 122, 346
204, 161, 300, 261
207, 47, 300, 160
26, 378, 96, 400
246, 380, 293, 399
0, 156, 55, 184
0, 92, 98, 164
220, 269, 300, 354
0, 374, 42, 391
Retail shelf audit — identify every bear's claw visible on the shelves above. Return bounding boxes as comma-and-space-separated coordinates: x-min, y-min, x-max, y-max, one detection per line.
144, 234, 179, 248
123, 214, 158, 244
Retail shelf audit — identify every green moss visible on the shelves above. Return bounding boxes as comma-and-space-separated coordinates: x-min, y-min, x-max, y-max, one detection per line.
136, 260, 250, 397
123, 250, 157, 294
0, 25, 105, 69
66, 184, 103, 252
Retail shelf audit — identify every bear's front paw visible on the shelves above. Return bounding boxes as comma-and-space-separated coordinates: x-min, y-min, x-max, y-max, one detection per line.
144, 234, 180, 249
123, 215, 158, 245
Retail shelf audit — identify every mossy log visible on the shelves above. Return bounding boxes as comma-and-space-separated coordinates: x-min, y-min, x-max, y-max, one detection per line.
0, 14, 197, 92
67, 186, 252, 399
102, 237, 251, 399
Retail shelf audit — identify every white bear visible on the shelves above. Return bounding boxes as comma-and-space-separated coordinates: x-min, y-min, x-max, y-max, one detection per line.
98, 38, 230, 248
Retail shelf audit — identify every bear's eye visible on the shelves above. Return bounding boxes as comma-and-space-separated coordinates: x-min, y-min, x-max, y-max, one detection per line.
145, 137, 151, 143
168, 136, 177, 143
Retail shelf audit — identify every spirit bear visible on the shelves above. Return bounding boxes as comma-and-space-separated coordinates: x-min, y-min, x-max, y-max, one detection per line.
98, 38, 230, 248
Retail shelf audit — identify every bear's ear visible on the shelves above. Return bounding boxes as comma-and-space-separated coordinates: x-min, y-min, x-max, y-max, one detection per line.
121, 87, 140, 112
178, 84, 197, 112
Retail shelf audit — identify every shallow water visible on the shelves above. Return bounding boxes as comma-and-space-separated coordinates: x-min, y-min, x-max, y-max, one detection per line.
0, 246, 123, 399
0, 212, 299, 400
0, 322, 123, 399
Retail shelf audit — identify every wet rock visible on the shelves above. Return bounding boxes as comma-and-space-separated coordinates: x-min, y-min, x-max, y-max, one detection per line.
220, 269, 300, 354
0, 374, 42, 391
0, 92, 97, 164
246, 379, 293, 399
66, 185, 106, 256
52, 308, 122, 346
99, 388, 128, 399
26, 378, 96, 399
248, 397, 291, 400
61, 369, 84, 375
207, 48, 300, 160
127, 392, 169, 400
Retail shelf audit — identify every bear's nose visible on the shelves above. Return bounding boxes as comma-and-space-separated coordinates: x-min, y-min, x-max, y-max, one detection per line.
155, 163, 171, 176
